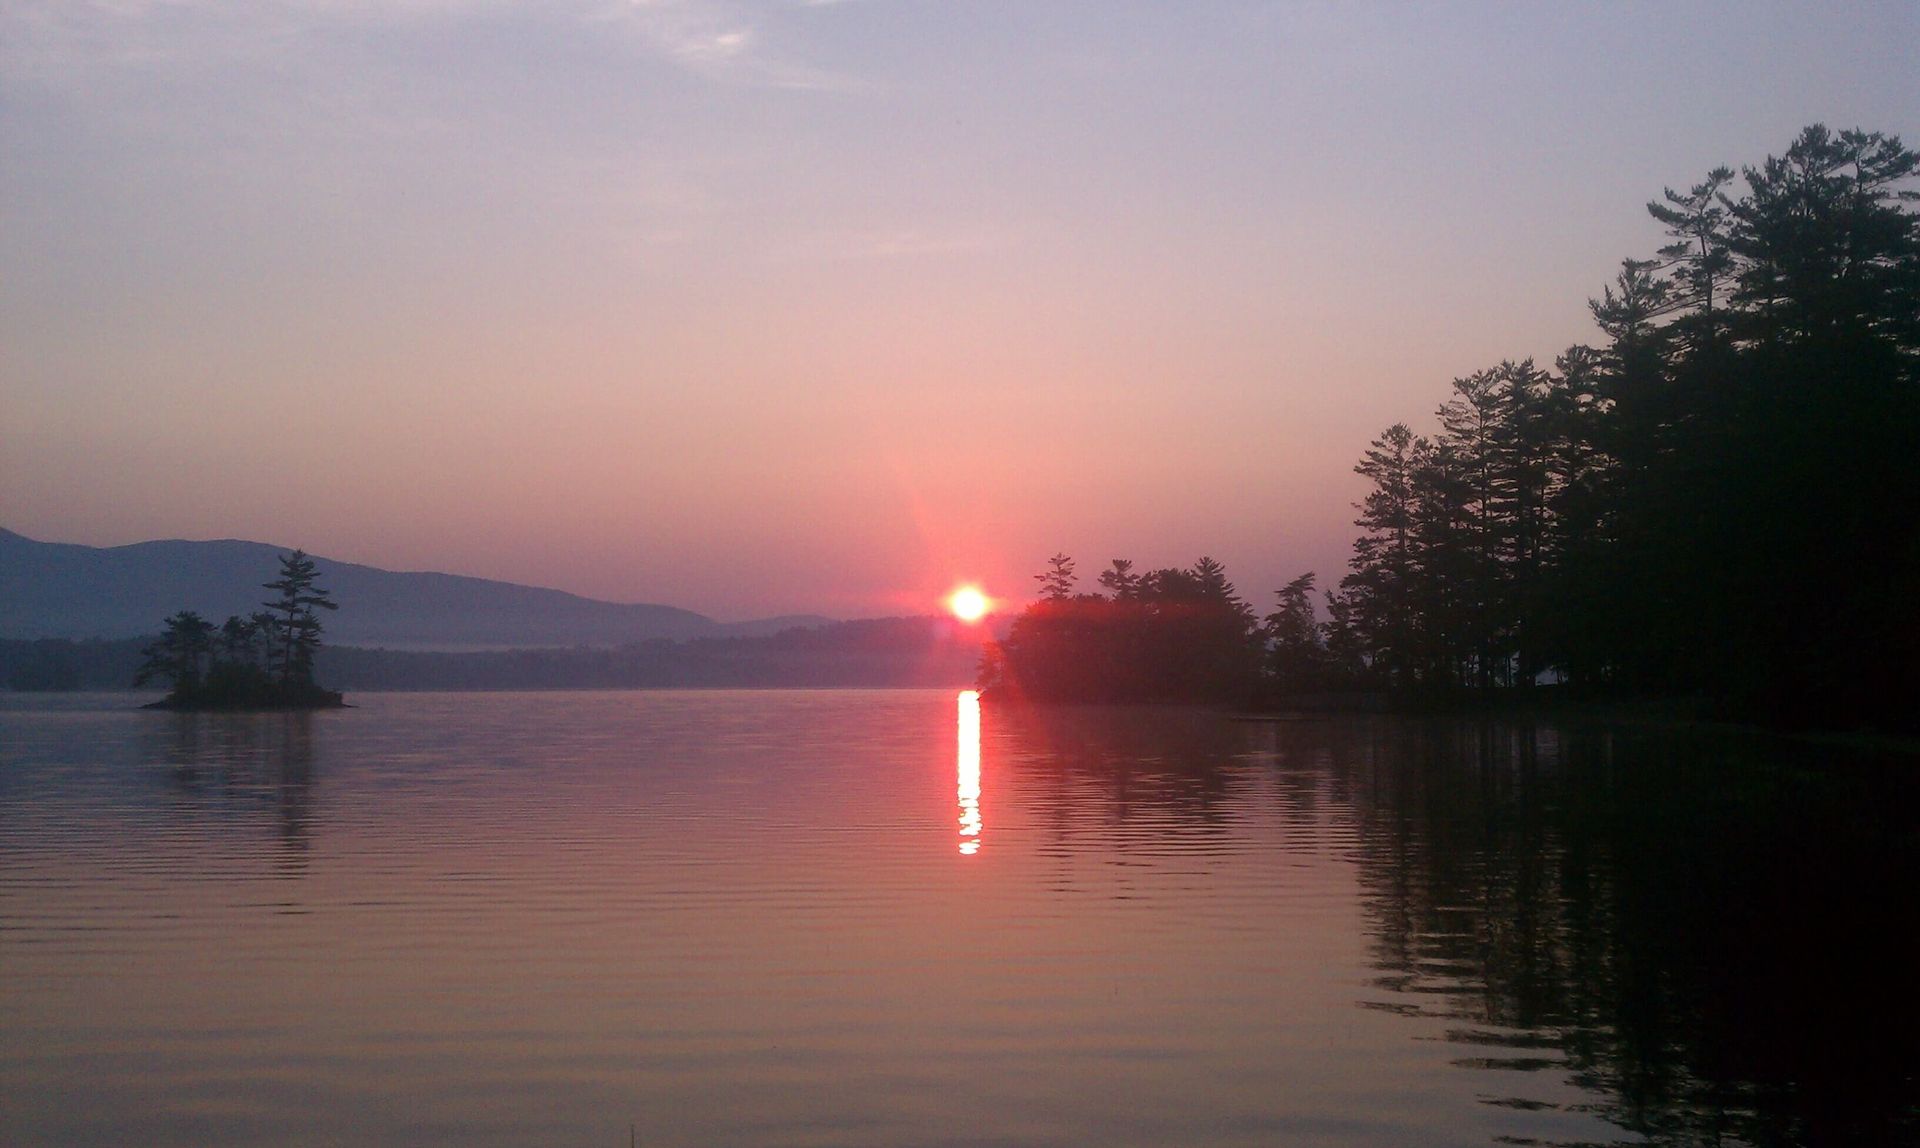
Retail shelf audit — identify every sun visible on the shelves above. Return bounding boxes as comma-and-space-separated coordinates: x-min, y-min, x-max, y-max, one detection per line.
947, 585, 990, 624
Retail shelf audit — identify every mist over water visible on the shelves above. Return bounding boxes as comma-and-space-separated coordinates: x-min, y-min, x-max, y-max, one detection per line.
2, 691, 1914, 1146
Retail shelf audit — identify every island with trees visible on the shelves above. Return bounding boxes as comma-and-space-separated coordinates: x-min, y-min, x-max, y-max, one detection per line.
983, 125, 1920, 735
135, 550, 345, 709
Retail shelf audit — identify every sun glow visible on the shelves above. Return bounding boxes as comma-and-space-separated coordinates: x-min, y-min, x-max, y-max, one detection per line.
948, 585, 990, 623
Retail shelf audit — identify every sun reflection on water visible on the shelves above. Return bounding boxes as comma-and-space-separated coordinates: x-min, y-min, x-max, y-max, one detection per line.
957, 689, 981, 855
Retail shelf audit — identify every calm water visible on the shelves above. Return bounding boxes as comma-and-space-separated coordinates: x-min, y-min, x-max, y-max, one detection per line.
2, 690, 1915, 1147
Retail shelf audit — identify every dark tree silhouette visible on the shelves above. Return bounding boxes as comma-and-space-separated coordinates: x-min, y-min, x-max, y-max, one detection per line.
974, 127, 1915, 730
1264, 573, 1325, 694
1035, 553, 1078, 602
133, 552, 344, 710
1337, 424, 1423, 690
263, 550, 338, 687
1097, 558, 1141, 600
983, 554, 1262, 702
135, 612, 216, 692
1325, 124, 1919, 729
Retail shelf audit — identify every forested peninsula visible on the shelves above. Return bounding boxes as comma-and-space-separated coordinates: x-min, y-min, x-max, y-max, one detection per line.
981, 126, 1920, 734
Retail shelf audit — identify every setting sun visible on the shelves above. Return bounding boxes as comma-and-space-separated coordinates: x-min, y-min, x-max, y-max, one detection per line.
948, 586, 990, 623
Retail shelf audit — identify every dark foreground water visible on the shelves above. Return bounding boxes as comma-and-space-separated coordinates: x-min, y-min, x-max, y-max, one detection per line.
2, 691, 1915, 1147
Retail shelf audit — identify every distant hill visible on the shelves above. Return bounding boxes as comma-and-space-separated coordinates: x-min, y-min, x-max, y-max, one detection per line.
0, 529, 831, 649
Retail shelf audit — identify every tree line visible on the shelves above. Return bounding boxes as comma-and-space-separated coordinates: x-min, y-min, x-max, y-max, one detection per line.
977, 554, 1264, 702
135, 550, 343, 708
985, 126, 1920, 729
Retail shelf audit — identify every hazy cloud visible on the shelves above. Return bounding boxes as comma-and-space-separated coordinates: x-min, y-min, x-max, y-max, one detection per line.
600, 0, 869, 91
0, 1, 867, 95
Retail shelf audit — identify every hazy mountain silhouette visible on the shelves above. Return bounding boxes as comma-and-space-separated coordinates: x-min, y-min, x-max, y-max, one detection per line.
0, 529, 831, 649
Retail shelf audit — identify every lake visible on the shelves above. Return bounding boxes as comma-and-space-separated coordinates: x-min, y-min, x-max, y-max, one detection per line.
2, 690, 1915, 1147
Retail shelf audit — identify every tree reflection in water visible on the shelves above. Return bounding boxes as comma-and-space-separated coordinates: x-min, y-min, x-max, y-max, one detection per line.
1004, 706, 1920, 1145
147, 711, 319, 873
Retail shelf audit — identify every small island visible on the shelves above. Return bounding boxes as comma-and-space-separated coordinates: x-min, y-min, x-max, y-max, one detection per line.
136, 550, 345, 710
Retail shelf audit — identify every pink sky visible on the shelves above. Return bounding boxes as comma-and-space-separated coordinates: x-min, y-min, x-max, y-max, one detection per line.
4, 2, 1914, 618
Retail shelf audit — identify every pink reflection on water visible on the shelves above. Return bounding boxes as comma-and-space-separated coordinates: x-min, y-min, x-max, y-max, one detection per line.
957, 689, 981, 855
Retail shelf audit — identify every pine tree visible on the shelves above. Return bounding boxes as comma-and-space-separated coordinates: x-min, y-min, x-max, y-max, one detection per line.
1333, 125, 1920, 728
1034, 553, 1077, 601
262, 551, 338, 687
1264, 573, 1324, 694
1648, 166, 1736, 353
1097, 558, 1142, 600
134, 612, 215, 691
1341, 424, 1423, 688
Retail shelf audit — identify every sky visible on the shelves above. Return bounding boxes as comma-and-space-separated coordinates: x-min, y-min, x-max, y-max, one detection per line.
3, 1, 1915, 620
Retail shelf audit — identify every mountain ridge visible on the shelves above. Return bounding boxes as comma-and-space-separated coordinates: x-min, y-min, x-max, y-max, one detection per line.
0, 528, 832, 648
